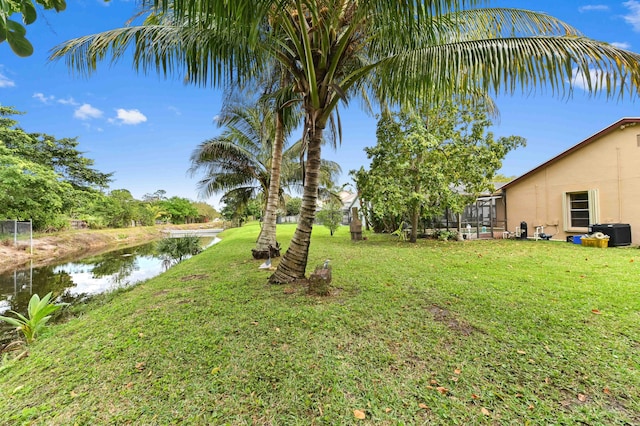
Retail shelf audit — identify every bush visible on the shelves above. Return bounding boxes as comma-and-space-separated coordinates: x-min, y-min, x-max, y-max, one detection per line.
433, 229, 459, 241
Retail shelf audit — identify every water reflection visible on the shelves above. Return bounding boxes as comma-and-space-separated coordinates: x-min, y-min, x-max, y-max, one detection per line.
0, 237, 218, 316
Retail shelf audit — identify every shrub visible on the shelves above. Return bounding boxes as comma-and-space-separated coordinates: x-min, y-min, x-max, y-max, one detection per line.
0, 293, 67, 344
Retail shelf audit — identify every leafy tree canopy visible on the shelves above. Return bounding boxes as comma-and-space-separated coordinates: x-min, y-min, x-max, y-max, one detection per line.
0, 106, 113, 190
0, 0, 66, 57
0, 141, 72, 229
192, 202, 220, 221
352, 98, 525, 241
160, 196, 199, 224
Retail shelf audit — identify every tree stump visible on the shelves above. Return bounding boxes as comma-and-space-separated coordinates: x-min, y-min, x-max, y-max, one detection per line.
251, 242, 281, 259
308, 265, 332, 296
350, 207, 363, 241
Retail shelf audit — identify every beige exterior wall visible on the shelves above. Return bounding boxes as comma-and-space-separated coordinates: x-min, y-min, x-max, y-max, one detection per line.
503, 125, 640, 245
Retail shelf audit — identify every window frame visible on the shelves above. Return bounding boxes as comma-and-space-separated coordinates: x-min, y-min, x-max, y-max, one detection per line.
562, 189, 599, 232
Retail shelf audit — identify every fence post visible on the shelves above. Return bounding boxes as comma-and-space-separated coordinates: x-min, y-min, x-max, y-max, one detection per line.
14, 219, 17, 247
30, 219, 33, 255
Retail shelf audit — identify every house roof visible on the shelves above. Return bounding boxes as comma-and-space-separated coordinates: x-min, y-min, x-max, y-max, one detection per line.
502, 117, 640, 190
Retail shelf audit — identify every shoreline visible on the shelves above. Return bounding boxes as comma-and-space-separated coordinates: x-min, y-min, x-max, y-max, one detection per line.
0, 223, 224, 274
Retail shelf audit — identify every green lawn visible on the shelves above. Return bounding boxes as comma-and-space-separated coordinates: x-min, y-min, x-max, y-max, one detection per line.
1, 223, 638, 424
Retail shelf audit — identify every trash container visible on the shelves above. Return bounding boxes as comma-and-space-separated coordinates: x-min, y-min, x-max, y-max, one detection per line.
520, 221, 528, 239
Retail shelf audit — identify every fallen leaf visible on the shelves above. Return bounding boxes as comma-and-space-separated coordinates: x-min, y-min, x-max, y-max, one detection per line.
138, 333, 144, 338
353, 409, 366, 420
544, 378, 551, 384
430, 379, 438, 385
426, 385, 434, 390
251, 321, 259, 325
517, 350, 526, 355
528, 404, 535, 410
454, 369, 461, 375
577, 394, 587, 402
126, 382, 134, 389
603, 387, 611, 395
591, 309, 601, 315
384, 408, 392, 413
436, 386, 448, 394
471, 394, 480, 400
528, 358, 536, 364
211, 367, 220, 375
275, 327, 281, 332
418, 403, 429, 409
481, 407, 490, 416
70, 391, 78, 398
630, 259, 634, 263
515, 393, 523, 398
135, 362, 146, 371
451, 376, 459, 382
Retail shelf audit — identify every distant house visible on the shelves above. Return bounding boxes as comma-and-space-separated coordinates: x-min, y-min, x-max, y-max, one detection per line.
500, 117, 640, 245
337, 191, 361, 224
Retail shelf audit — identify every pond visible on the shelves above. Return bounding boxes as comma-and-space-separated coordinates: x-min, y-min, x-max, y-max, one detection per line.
0, 236, 219, 341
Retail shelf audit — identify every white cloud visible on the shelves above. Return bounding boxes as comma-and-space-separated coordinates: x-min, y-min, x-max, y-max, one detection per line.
57, 97, 79, 106
112, 108, 147, 125
578, 5, 610, 13
33, 92, 54, 103
0, 73, 16, 88
570, 68, 620, 92
74, 103, 104, 120
623, 0, 640, 31
611, 41, 632, 49
168, 106, 182, 116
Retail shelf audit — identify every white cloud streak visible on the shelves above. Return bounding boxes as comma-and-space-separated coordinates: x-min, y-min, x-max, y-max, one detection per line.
623, 0, 640, 31
578, 5, 610, 13
610, 41, 632, 49
57, 97, 79, 106
33, 92, 54, 103
74, 104, 104, 120
0, 73, 16, 88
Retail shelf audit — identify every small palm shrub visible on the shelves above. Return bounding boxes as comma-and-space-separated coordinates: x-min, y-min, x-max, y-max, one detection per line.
0, 293, 67, 344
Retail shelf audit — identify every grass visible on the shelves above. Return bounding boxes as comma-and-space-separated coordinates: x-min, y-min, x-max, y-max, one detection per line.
0, 222, 638, 424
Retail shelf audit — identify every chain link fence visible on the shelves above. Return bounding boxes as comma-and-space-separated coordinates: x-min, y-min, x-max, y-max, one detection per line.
0, 220, 33, 254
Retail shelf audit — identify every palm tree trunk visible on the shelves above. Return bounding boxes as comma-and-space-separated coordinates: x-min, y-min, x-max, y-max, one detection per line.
270, 119, 323, 283
252, 109, 285, 259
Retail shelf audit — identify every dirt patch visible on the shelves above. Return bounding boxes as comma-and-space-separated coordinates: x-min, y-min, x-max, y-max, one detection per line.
427, 305, 481, 336
179, 274, 210, 282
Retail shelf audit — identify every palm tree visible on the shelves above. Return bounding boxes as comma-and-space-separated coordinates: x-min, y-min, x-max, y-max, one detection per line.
189, 96, 341, 251
52, 1, 640, 283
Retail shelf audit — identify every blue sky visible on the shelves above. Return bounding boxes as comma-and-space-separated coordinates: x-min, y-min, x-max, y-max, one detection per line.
1, 1, 639, 209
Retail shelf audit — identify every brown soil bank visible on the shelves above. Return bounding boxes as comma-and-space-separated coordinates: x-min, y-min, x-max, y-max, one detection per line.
0, 223, 223, 274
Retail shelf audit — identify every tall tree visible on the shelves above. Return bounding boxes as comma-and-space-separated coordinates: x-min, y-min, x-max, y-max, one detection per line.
189, 97, 341, 250
353, 99, 524, 242
0, 141, 72, 230
52, 1, 640, 282
0, 106, 113, 190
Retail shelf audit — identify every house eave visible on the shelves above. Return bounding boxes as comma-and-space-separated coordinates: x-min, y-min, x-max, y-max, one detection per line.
501, 117, 640, 190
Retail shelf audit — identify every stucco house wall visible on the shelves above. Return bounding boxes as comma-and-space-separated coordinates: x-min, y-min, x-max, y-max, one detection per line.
501, 118, 640, 245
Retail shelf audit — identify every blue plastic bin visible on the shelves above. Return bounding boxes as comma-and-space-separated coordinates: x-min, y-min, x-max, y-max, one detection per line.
572, 236, 582, 244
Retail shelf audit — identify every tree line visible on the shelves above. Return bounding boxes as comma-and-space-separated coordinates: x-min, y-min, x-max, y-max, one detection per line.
0, 106, 218, 231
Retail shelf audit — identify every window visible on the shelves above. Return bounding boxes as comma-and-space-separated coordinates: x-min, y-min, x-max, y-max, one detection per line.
563, 190, 599, 231
569, 192, 589, 227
